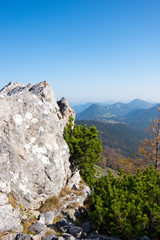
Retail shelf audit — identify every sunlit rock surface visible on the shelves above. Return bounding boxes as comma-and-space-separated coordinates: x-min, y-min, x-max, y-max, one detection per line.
0, 81, 76, 233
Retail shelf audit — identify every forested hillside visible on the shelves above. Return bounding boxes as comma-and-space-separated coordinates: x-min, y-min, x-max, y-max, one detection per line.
76, 101, 159, 130
125, 104, 160, 129
76, 102, 131, 122
75, 120, 147, 170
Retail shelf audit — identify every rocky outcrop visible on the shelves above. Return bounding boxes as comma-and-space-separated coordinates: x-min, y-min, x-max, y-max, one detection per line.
0, 81, 151, 240
0, 81, 78, 234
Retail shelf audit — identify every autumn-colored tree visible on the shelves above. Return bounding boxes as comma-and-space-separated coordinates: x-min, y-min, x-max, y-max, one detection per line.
119, 107, 160, 173
119, 156, 139, 174
139, 106, 160, 171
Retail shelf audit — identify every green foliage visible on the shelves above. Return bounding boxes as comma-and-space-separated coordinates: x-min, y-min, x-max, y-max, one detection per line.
76, 120, 147, 171
89, 166, 160, 239
64, 116, 102, 186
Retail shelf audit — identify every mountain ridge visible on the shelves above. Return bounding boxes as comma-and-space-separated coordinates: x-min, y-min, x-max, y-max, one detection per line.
76, 99, 158, 129
73, 98, 155, 114
72, 100, 116, 113
125, 104, 160, 129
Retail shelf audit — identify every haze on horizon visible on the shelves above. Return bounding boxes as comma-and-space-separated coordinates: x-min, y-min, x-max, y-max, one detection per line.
0, 0, 160, 103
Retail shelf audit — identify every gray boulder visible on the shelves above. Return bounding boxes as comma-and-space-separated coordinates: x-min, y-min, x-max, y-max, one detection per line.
29, 222, 45, 233
68, 226, 83, 238
15, 233, 31, 240
0, 204, 22, 232
62, 233, 75, 240
31, 234, 42, 240
44, 211, 55, 225
44, 235, 64, 240
44, 235, 58, 240
82, 222, 91, 234
0, 193, 8, 205
38, 211, 54, 225
0, 81, 80, 233
54, 219, 70, 233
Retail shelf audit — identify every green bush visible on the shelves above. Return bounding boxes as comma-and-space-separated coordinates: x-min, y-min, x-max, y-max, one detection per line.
64, 116, 102, 186
89, 166, 160, 239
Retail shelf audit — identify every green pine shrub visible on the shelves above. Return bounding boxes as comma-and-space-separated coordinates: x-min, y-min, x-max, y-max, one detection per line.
64, 116, 102, 187
89, 166, 160, 240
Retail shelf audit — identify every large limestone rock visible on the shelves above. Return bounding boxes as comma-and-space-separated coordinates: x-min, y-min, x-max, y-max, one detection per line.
0, 204, 22, 233
0, 81, 77, 232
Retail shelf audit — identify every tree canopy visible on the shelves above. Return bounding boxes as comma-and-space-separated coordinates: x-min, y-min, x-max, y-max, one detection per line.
64, 116, 102, 186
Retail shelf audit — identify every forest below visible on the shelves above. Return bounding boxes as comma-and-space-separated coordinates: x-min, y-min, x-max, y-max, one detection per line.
75, 120, 147, 171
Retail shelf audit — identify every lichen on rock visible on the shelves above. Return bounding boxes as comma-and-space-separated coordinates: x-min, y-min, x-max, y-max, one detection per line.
0, 81, 79, 234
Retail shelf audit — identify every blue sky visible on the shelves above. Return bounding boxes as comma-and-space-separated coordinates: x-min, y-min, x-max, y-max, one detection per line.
0, 0, 160, 103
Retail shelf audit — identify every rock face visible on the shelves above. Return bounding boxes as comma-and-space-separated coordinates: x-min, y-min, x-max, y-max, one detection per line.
0, 81, 77, 233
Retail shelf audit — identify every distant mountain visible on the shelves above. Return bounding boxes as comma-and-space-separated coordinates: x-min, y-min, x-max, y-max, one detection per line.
76, 104, 108, 121
128, 98, 155, 110
124, 104, 160, 129
101, 100, 117, 105
72, 102, 93, 113
106, 102, 132, 116
76, 102, 131, 121
73, 99, 154, 114
76, 99, 157, 126
72, 100, 116, 113
76, 120, 147, 170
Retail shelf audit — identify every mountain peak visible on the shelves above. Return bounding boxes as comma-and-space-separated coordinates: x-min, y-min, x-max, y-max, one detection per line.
128, 99, 154, 109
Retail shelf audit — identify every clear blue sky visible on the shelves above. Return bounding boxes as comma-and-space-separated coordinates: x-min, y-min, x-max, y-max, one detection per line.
0, 0, 160, 103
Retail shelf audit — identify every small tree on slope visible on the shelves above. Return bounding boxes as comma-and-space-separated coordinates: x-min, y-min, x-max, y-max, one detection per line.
139, 106, 160, 171
64, 116, 102, 186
